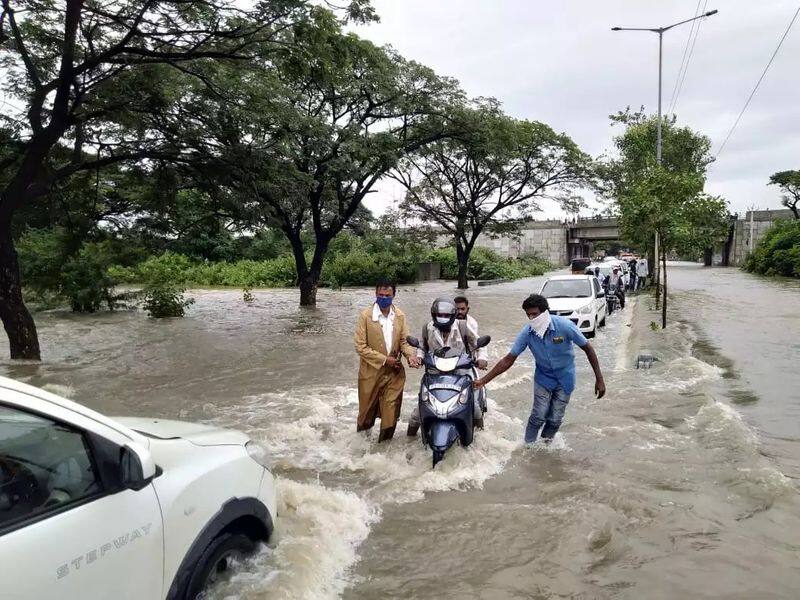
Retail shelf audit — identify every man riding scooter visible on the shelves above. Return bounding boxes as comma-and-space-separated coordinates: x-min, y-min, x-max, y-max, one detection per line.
407, 298, 485, 436
603, 266, 626, 310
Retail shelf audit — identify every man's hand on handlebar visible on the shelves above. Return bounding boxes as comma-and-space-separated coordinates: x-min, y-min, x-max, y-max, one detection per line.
476, 359, 488, 371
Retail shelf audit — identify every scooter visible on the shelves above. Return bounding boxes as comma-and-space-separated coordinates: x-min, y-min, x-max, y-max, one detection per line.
605, 286, 621, 314
406, 334, 491, 468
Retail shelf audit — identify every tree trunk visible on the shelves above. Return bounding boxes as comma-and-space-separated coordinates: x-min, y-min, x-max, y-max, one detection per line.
653, 245, 660, 309
456, 241, 469, 289
703, 247, 713, 266
0, 227, 41, 360
661, 248, 668, 330
297, 241, 328, 308
299, 273, 318, 307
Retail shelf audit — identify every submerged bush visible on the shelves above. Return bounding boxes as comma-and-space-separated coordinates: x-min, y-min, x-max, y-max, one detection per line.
426, 247, 551, 281
18, 229, 126, 312
107, 241, 551, 290
142, 284, 195, 318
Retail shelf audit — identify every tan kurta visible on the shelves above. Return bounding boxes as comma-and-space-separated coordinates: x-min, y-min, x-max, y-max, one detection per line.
354, 304, 415, 436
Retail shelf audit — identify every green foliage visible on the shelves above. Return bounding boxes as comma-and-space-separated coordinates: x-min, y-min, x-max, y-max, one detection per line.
394, 102, 590, 286
142, 285, 195, 318
17, 229, 124, 312
768, 170, 800, 219
672, 194, 730, 260
115, 252, 298, 288
742, 219, 800, 278
601, 109, 717, 254
61, 241, 124, 312
427, 247, 550, 280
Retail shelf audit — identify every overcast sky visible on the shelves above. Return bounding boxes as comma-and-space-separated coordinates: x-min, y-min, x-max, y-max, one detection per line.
354, 0, 800, 219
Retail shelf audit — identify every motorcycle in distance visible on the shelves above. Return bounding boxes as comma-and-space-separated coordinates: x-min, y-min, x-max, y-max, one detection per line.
405, 334, 491, 468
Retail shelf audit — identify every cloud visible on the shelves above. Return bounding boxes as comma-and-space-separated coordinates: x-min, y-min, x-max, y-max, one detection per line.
355, 0, 800, 216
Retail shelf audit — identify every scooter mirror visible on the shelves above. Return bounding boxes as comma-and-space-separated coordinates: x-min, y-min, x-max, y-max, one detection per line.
406, 336, 421, 348
476, 335, 491, 348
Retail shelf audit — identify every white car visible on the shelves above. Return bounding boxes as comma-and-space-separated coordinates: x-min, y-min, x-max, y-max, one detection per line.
0, 376, 276, 600
540, 274, 607, 338
599, 258, 630, 286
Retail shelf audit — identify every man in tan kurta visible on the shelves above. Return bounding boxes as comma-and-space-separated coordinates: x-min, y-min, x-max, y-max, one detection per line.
354, 281, 419, 442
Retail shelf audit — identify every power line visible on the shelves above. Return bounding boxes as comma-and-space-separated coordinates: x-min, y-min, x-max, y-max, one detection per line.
714, 5, 800, 159
669, 0, 709, 115
667, 0, 703, 114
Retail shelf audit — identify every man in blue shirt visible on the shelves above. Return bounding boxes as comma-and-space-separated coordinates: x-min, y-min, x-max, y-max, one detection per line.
474, 294, 606, 444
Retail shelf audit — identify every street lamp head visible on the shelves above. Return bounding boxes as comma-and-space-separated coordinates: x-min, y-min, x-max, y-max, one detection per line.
705, 9, 718, 17
611, 27, 622, 31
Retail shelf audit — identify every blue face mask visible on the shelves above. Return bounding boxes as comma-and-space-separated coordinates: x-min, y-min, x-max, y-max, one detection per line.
376, 296, 393, 309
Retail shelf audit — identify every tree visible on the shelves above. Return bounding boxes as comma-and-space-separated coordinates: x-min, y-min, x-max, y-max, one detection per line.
0, 0, 325, 358
769, 170, 800, 219
601, 108, 716, 328
174, 8, 460, 305
391, 104, 591, 288
672, 193, 730, 262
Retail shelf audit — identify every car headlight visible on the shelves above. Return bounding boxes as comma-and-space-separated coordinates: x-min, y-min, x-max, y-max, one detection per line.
579, 304, 593, 314
246, 441, 272, 471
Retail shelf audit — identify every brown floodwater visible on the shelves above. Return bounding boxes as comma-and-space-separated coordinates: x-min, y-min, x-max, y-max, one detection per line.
2, 264, 798, 599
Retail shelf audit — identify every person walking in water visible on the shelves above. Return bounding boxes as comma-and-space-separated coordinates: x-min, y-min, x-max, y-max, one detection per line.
454, 295, 488, 371
354, 279, 420, 442
474, 294, 605, 445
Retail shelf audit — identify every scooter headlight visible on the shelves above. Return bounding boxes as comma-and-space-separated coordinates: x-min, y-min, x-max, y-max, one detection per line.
456, 387, 470, 405
422, 389, 434, 405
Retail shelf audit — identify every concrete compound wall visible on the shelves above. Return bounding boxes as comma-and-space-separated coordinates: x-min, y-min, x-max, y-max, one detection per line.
434, 220, 604, 267
474, 221, 568, 266
728, 209, 795, 266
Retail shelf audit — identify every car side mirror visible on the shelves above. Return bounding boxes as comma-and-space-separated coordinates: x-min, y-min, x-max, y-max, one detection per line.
120, 443, 156, 491
406, 336, 421, 348
476, 335, 491, 349
597, 291, 605, 298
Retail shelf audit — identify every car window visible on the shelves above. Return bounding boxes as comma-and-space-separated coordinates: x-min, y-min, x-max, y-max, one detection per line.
541, 279, 592, 298
0, 405, 102, 530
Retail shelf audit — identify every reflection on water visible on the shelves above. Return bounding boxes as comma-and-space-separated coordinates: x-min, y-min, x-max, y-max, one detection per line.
1, 267, 799, 599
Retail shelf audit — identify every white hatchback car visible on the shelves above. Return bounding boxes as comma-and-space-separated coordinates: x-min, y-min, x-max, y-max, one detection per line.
540, 274, 607, 338
0, 376, 276, 600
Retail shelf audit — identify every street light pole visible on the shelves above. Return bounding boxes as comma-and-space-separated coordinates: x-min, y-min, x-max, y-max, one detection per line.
612, 9, 718, 310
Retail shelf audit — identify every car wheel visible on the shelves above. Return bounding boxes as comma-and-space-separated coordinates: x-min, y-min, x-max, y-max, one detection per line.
184, 532, 256, 599
600, 314, 606, 327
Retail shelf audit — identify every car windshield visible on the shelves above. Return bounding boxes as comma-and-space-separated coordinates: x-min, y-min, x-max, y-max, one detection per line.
541, 279, 592, 298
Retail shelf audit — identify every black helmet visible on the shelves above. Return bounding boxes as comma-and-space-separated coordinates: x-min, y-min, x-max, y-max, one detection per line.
431, 297, 456, 331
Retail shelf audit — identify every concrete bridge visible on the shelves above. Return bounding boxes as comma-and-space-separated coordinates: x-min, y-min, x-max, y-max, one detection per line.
474, 210, 792, 267
475, 217, 621, 266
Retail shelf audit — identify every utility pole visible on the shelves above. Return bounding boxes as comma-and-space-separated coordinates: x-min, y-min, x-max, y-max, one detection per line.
612, 8, 718, 327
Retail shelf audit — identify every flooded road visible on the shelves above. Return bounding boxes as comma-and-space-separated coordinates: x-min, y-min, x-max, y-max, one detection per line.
2, 264, 799, 598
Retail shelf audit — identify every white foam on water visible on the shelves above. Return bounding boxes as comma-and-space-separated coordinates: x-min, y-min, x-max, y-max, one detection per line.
202, 383, 524, 595
687, 400, 758, 452
685, 400, 794, 505
205, 478, 377, 600
523, 432, 571, 452
642, 355, 723, 392
40, 383, 75, 398
490, 368, 532, 390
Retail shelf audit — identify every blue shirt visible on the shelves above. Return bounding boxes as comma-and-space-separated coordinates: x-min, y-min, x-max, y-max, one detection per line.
510, 315, 588, 395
